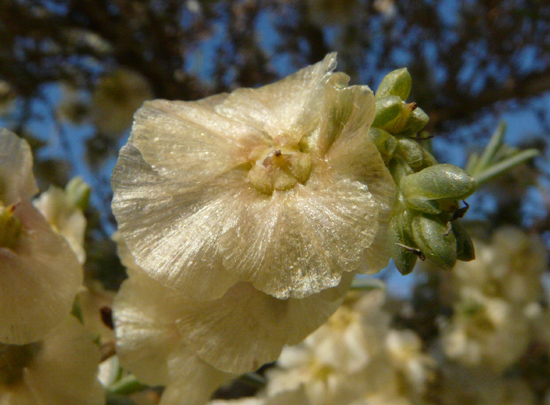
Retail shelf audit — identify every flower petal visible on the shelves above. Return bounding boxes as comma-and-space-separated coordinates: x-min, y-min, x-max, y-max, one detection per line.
131, 98, 270, 184
222, 176, 378, 299
160, 344, 235, 405
175, 273, 352, 374
316, 74, 375, 155
0, 202, 83, 344
113, 267, 185, 385
22, 316, 103, 405
215, 54, 337, 144
324, 104, 396, 273
0, 129, 38, 205
111, 143, 240, 300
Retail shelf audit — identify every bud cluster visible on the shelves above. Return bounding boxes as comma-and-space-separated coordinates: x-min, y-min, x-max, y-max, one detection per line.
370, 69, 477, 274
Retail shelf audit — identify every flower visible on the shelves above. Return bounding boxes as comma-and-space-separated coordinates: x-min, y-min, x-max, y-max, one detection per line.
112, 53, 395, 300
451, 227, 546, 305
33, 181, 88, 264
264, 289, 434, 405
0, 129, 83, 344
0, 315, 104, 404
441, 290, 530, 372
113, 235, 352, 381
93, 68, 153, 137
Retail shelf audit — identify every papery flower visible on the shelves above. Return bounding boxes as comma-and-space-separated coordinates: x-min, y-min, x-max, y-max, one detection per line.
0, 315, 104, 404
112, 53, 395, 301
0, 129, 83, 344
113, 235, 352, 383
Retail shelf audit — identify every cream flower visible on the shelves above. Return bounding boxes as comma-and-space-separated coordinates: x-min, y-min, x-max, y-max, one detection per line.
114, 265, 234, 405
111, 53, 395, 301
0, 129, 83, 344
441, 290, 530, 372
114, 236, 352, 379
33, 181, 87, 263
0, 315, 104, 404
451, 227, 546, 305
264, 289, 434, 405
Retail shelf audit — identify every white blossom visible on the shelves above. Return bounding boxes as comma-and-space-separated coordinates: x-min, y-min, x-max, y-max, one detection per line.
0, 129, 83, 344
0, 316, 104, 404
111, 53, 395, 301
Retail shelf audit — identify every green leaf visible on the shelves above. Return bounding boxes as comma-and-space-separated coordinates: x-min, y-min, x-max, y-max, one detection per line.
375, 68, 412, 100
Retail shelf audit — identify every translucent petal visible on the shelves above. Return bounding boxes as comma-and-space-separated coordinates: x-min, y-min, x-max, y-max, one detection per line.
112, 143, 239, 300
0, 202, 83, 344
324, 107, 396, 273
22, 316, 103, 405
222, 175, 378, 299
316, 74, 375, 155
113, 267, 184, 385
0, 129, 38, 205
175, 273, 353, 374
160, 343, 235, 405
215, 54, 337, 144
132, 99, 270, 183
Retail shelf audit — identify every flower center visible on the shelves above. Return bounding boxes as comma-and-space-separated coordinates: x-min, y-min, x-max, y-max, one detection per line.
0, 342, 41, 386
246, 146, 312, 195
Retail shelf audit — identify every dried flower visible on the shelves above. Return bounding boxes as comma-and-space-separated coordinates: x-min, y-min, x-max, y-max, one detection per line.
112, 53, 395, 300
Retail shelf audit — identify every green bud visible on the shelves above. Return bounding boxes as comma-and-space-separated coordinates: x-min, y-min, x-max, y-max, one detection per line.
0, 204, 22, 249
369, 128, 397, 162
395, 107, 430, 137
373, 96, 413, 133
403, 197, 442, 215
375, 68, 412, 101
389, 210, 418, 275
396, 139, 426, 171
452, 221, 476, 261
66, 176, 91, 211
412, 214, 457, 270
388, 155, 414, 189
401, 163, 477, 202
422, 147, 438, 167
